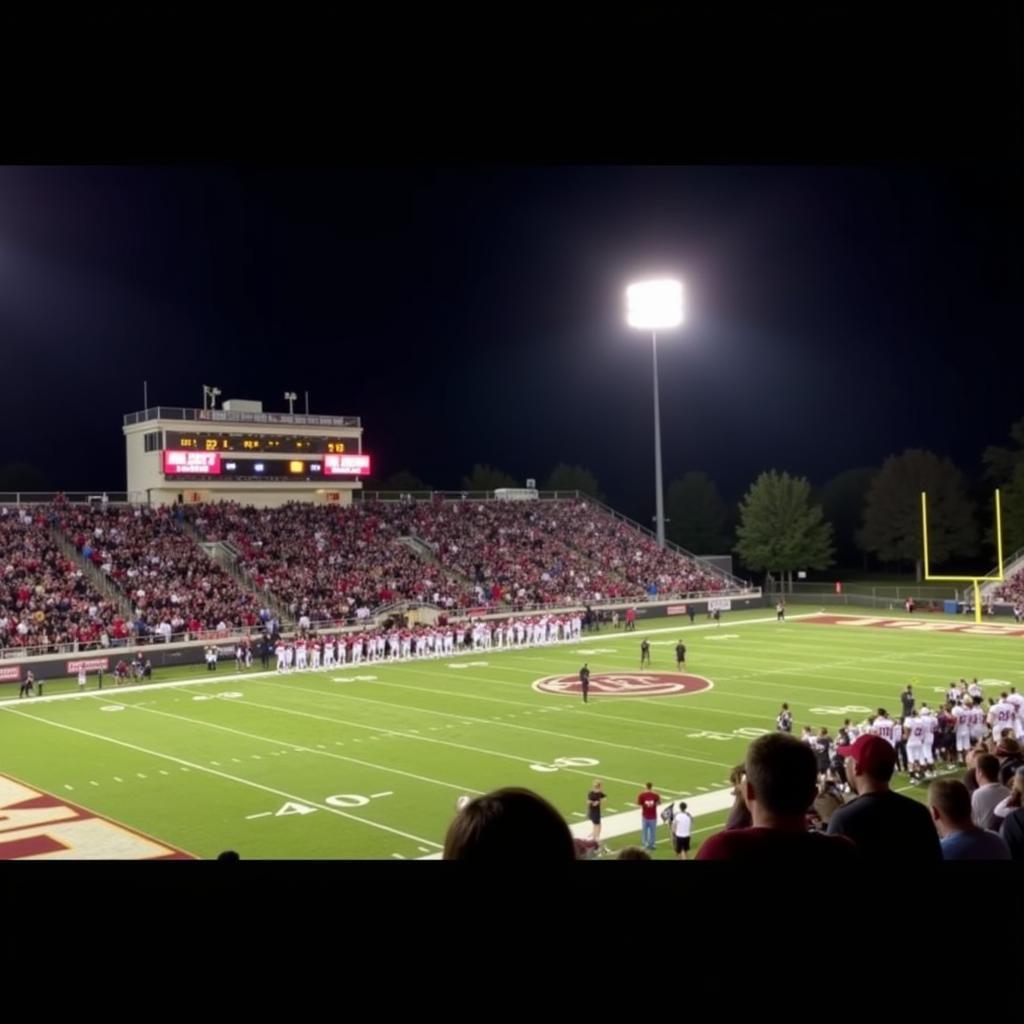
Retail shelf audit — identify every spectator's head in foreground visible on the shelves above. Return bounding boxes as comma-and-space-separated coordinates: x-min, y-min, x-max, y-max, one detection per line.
743, 733, 818, 828
443, 787, 576, 862
836, 733, 897, 795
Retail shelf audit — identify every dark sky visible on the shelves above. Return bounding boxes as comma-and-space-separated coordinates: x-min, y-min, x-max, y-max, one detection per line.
0, 164, 1021, 520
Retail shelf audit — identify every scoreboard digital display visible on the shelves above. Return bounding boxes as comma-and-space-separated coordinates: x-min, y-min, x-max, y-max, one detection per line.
163, 451, 222, 475
165, 432, 357, 455
161, 451, 371, 481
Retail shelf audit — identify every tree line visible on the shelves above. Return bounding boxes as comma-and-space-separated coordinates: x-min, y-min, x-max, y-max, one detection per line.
366, 416, 1024, 583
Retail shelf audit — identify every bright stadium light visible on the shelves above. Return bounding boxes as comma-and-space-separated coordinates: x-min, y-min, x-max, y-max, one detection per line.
202, 385, 222, 410
284, 391, 297, 414
626, 278, 685, 548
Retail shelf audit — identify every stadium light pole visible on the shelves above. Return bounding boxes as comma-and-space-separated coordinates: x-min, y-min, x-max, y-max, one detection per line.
626, 278, 684, 548
284, 391, 297, 414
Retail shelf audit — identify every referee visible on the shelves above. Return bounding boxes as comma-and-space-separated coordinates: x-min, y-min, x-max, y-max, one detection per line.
579, 662, 591, 704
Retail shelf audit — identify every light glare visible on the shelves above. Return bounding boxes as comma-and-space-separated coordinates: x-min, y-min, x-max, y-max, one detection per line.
626, 278, 684, 330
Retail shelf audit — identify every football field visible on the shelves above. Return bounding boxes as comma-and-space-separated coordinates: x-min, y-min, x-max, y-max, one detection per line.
2, 607, 1021, 860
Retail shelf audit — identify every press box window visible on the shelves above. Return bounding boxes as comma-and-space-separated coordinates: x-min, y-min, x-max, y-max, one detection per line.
144, 431, 163, 452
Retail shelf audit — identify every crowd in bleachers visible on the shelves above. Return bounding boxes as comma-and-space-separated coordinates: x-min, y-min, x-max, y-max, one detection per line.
57, 504, 264, 636
0, 497, 734, 653
185, 501, 471, 623
994, 569, 1024, 621
0, 506, 118, 652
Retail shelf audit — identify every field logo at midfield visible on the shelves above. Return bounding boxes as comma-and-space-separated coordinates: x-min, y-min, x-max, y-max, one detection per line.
532, 672, 712, 698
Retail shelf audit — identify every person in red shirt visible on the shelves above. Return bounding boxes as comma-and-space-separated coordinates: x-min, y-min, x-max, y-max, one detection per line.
697, 733, 858, 862
637, 783, 661, 851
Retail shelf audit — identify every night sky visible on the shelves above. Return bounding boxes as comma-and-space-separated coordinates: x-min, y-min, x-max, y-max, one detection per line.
0, 164, 1020, 522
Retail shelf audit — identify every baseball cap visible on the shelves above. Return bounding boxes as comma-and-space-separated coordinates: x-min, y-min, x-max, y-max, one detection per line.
836, 733, 897, 776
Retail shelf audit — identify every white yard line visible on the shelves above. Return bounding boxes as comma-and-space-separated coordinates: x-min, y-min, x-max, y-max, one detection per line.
0, 612, 812, 709
418, 786, 737, 859
0, 703, 443, 849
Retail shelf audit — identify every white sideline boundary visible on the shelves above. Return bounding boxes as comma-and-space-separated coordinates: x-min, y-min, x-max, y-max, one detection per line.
416, 786, 737, 859
0, 612, 815, 708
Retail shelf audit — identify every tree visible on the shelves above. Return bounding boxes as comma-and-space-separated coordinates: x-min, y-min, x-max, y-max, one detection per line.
461, 464, 518, 492
734, 470, 835, 591
665, 471, 730, 554
858, 449, 978, 581
364, 468, 432, 493
543, 463, 603, 499
818, 467, 878, 568
982, 418, 1024, 554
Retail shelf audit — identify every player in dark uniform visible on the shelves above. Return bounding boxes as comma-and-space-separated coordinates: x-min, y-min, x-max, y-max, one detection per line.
19, 671, 35, 699
675, 641, 686, 670
640, 639, 651, 668
587, 780, 607, 842
776, 703, 793, 732
579, 663, 591, 704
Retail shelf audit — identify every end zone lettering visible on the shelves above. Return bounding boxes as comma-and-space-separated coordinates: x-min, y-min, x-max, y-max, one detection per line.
0, 775, 192, 860
66, 657, 110, 674
0, 665, 22, 682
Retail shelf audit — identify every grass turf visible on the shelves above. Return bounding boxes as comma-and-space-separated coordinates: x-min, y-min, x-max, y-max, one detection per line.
1, 606, 1016, 859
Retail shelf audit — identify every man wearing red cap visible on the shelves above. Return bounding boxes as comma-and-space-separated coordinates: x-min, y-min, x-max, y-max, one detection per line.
827, 734, 941, 861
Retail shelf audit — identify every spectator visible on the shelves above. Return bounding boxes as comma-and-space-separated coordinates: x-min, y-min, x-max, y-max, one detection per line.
442, 787, 576, 862
827, 734, 942, 861
697, 734, 858, 862
972, 754, 1010, 831
992, 765, 1024, 827
724, 763, 752, 830
616, 847, 651, 861
928, 779, 1011, 860
994, 737, 1024, 787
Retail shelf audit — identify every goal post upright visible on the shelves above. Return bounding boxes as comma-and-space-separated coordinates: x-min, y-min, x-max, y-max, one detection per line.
920, 489, 1004, 624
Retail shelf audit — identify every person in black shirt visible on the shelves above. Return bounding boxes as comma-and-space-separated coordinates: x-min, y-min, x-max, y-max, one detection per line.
776, 704, 793, 733
827, 734, 942, 861
675, 641, 686, 670
640, 639, 651, 668
900, 685, 915, 718
587, 780, 607, 842
579, 663, 591, 704
19, 671, 35, 698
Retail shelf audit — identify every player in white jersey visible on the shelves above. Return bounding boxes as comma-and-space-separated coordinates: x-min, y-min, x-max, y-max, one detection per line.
275, 642, 286, 672
917, 708, 936, 774
295, 641, 308, 671
870, 709, 896, 747
572, 614, 582, 639
443, 629, 453, 654
284, 643, 295, 672
352, 637, 363, 664
310, 641, 321, 671
947, 681, 964, 704
1006, 687, 1024, 738
988, 694, 1018, 743
324, 639, 336, 668
968, 679, 984, 701
905, 714, 926, 779
951, 701, 972, 762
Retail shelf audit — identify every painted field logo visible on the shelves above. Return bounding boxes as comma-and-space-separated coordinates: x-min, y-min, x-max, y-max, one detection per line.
532, 672, 712, 698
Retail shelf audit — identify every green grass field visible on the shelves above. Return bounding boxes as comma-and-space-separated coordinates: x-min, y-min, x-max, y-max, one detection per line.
2, 607, 1020, 860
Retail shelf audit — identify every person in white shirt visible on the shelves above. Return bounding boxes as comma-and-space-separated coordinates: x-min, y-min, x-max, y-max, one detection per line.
295, 641, 308, 671
870, 709, 896, 747
310, 642, 321, 671
947, 681, 964, 704
672, 802, 693, 860
918, 707, 937, 775
905, 714, 925, 780
323, 640, 335, 668
967, 679, 984, 701
988, 694, 1018, 744
77, 668, 87, 690
1006, 687, 1024, 738
968, 700, 987, 744
275, 642, 286, 673
952, 701, 973, 763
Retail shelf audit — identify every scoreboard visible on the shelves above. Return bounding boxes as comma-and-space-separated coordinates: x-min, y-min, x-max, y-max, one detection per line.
124, 401, 368, 507
165, 432, 356, 454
